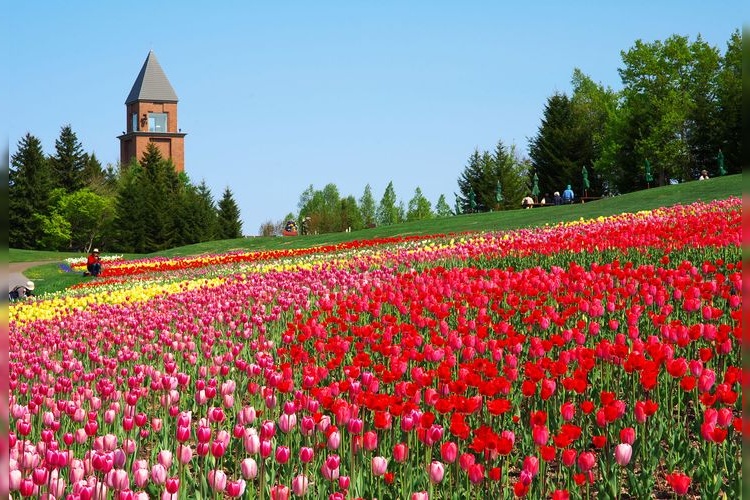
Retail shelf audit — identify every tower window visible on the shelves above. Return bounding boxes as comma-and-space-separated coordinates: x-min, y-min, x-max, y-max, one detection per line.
148, 113, 168, 133
132, 113, 138, 132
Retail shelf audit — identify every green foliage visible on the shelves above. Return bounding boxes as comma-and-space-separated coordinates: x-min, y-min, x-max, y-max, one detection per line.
376, 181, 401, 226
55, 188, 115, 251
434, 194, 452, 218
9, 133, 54, 248
113, 161, 150, 252
616, 34, 724, 188
715, 30, 741, 173
217, 186, 243, 239
528, 93, 590, 197
50, 125, 87, 193
495, 142, 528, 209
406, 187, 433, 221
359, 184, 377, 227
34, 211, 71, 250
458, 141, 527, 212
340, 195, 363, 231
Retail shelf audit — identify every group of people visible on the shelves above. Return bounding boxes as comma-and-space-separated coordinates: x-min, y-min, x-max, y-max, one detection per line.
522, 185, 576, 208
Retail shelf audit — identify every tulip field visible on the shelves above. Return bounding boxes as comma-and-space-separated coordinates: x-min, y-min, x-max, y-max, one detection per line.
9, 198, 742, 499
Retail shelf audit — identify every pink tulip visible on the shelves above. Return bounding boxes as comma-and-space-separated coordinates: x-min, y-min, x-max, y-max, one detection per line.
428, 461, 444, 484
241, 458, 258, 480
208, 469, 227, 492
299, 447, 314, 463
327, 430, 341, 450
151, 464, 167, 485
292, 474, 310, 496
276, 446, 291, 464
338, 476, 350, 490
176, 444, 193, 465
532, 425, 549, 446
279, 413, 297, 433
226, 479, 246, 497
614, 443, 632, 466
371, 456, 388, 476
157, 450, 173, 469
412, 492, 429, 500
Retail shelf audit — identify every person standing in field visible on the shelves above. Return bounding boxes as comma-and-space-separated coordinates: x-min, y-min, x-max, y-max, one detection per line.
562, 185, 575, 204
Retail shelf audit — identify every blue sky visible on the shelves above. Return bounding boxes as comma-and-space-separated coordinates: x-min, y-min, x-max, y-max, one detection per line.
6, 2, 744, 235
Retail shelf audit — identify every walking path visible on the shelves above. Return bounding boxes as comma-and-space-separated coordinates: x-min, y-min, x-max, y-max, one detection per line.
8, 261, 55, 292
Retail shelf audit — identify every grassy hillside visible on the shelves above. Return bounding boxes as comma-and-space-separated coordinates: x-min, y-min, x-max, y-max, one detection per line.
10, 174, 740, 264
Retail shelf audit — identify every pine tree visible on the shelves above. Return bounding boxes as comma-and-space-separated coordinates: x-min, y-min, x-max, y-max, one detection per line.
9, 133, 54, 248
140, 143, 180, 250
217, 187, 243, 239
113, 160, 149, 253
359, 184, 377, 227
456, 150, 483, 213
50, 125, 87, 193
528, 93, 585, 197
406, 187, 433, 221
434, 194, 452, 217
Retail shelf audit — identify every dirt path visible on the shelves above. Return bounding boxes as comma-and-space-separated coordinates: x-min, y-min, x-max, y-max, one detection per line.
8, 260, 58, 291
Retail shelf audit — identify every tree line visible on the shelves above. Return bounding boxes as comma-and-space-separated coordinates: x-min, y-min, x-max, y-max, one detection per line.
9, 126, 243, 253
260, 181, 454, 236
458, 31, 741, 213
277, 31, 740, 234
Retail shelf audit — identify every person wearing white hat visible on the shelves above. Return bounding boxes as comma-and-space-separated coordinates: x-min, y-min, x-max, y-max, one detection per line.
9, 280, 34, 301
86, 248, 102, 277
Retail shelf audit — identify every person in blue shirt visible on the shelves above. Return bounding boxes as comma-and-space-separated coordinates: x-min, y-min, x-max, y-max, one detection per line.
562, 185, 575, 204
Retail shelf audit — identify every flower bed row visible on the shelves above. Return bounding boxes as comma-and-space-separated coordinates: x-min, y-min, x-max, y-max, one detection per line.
9, 198, 742, 499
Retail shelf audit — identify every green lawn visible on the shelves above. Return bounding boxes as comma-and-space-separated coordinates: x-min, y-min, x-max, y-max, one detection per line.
10, 175, 740, 296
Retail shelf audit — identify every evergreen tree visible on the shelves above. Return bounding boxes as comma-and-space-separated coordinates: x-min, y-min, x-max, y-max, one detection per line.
359, 184, 377, 227
528, 92, 587, 197
81, 152, 109, 193
434, 194, 452, 217
50, 124, 87, 193
456, 150, 503, 212
113, 160, 149, 253
9, 133, 54, 248
456, 150, 483, 213
173, 179, 217, 246
406, 187, 433, 221
217, 187, 243, 239
376, 181, 400, 226
140, 143, 180, 250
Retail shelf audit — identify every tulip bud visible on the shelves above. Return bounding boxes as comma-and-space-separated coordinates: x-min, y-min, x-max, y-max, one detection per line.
614, 443, 632, 466
428, 460, 444, 484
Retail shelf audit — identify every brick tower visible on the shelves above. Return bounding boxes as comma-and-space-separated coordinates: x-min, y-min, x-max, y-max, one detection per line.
118, 51, 187, 172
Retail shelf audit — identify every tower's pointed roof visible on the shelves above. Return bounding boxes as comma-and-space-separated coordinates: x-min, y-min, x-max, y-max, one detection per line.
125, 51, 178, 104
